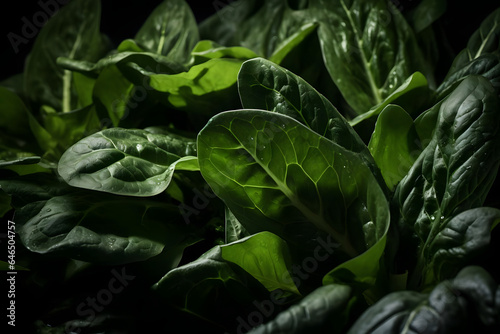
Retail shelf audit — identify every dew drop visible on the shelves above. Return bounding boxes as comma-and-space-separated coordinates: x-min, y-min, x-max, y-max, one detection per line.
250, 137, 254, 141
430, 216, 435, 221
440, 216, 445, 220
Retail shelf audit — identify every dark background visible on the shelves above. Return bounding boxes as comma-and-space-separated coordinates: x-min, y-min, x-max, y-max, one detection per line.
0, 0, 498, 81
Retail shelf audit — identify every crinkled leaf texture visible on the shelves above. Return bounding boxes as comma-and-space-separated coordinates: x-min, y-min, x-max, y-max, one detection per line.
248, 284, 353, 334
394, 76, 500, 289
311, 0, 430, 115
198, 109, 389, 284
237, 57, 385, 191
58, 128, 197, 196
347, 266, 500, 334
438, 54, 500, 99
424, 207, 500, 285
0, 174, 193, 265
238, 58, 371, 157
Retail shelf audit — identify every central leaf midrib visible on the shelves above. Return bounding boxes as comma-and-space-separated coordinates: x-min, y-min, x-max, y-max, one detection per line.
230, 123, 357, 257
473, 21, 498, 59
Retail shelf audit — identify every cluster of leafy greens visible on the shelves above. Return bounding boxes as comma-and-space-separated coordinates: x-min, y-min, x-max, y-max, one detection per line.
2, 0, 500, 333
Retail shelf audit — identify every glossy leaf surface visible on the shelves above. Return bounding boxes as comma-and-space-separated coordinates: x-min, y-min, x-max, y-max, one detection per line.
58, 128, 197, 196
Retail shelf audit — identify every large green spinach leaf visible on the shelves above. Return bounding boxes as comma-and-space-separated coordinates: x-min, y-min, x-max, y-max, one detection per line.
394, 76, 500, 289
237, 58, 384, 188
198, 109, 389, 270
311, 0, 430, 115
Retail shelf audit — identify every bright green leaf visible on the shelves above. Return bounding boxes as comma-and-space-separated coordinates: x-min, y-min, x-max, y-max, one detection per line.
198, 109, 389, 266
368, 105, 420, 190
220, 232, 300, 295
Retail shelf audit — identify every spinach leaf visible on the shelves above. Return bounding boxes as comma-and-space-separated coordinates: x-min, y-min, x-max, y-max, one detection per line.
199, 0, 312, 58
249, 284, 353, 334
347, 266, 500, 334
312, 0, 430, 115
58, 128, 197, 196
152, 243, 270, 330
238, 58, 369, 154
393, 76, 500, 289
190, 40, 258, 65
368, 105, 420, 190
23, 0, 109, 112
57, 50, 185, 79
92, 64, 135, 127
237, 58, 384, 187
133, 0, 199, 63
220, 232, 300, 295
349, 72, 430, 127
438, 54, 500, 99
198, 109, 389, 265
423, 207, 500, 285
137, 58, 244, 117
225, 206, 250, 243
1, 174, 193, 265
447, 8, 500, 75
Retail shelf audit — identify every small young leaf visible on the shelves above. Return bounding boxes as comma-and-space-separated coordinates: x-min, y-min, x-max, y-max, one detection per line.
368, 105, 420, 190
220, 232, 300, 295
